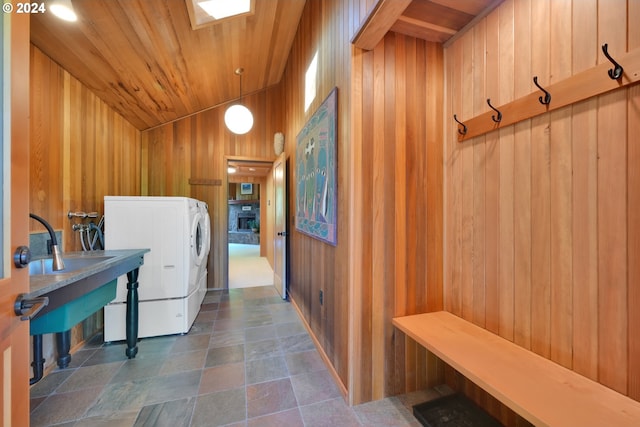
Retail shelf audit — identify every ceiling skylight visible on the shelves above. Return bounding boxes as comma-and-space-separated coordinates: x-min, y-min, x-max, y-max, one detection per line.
198, 0, 251, 20
186, 0, 255, 30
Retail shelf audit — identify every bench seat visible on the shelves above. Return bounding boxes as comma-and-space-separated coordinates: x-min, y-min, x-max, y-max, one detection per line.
392, 311, 640, 427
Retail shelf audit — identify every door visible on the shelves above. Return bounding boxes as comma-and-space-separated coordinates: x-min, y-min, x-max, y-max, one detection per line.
273, 154, 287, 299
0, 12, 31, 426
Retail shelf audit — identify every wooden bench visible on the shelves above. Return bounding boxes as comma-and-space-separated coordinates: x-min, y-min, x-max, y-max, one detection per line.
393, 311, 640, 427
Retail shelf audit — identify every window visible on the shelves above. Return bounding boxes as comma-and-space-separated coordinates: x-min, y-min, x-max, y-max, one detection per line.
304, 51, 318, 112
185, 0, 255, 30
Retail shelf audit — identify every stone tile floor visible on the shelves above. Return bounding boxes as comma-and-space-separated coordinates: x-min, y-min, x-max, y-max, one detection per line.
30, 286, 448, 426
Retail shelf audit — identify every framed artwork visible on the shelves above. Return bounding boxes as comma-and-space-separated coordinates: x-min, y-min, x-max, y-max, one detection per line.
240, 183, 253, 195
295, 87, 338, 245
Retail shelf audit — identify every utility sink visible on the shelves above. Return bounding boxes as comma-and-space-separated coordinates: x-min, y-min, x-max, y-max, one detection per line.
21, 249, 149, 380
29, 255, 114, 276
26, 249, 149, 335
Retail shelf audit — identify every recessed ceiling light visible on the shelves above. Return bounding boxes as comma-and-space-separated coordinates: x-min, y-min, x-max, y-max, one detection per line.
50, 0, 77, 22
228, 166, 237, 174
198, 0, 251, 20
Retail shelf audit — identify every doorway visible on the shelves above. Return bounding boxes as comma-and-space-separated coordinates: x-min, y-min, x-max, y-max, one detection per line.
227, 159, 275, 289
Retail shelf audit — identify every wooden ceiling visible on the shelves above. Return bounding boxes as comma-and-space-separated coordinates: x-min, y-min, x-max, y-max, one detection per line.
30, 0, 500, 131
30, 0, 306, 130
353, 0, 503, 50
227, 160, 272, 180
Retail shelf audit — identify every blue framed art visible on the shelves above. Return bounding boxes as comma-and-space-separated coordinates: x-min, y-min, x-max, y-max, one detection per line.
295, 87, 338, 245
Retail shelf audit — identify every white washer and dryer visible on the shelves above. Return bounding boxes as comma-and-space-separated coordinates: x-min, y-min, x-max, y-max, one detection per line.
103, 196, 211, 341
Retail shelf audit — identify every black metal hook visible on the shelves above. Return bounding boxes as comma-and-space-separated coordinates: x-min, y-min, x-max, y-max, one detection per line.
533, 76, 551, 105
486, 99, 502, 123
454, 114, 467, 136
602, 43, 623, 80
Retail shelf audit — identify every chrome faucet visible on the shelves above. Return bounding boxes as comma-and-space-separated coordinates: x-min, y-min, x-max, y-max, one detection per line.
29, 213, 65, 271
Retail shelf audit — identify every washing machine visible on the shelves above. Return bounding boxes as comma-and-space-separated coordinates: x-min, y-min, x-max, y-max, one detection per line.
103, 196, 211, 341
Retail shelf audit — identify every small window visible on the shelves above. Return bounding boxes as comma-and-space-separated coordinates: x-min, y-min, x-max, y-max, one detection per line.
186, 0, 255, 30
304, 51, 318, 112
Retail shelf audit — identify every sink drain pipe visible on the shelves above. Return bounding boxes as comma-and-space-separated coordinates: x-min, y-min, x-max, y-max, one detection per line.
30, 334, 45, 385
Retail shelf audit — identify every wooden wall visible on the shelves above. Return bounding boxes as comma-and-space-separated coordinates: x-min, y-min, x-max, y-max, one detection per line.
277, 0, 355, 399
30, 45, 142, 247
349, 34, 444, 403
443, 0, 640, 411
279, 0, 445, 405
30, 44, 141, 369
141, 86, 283, 289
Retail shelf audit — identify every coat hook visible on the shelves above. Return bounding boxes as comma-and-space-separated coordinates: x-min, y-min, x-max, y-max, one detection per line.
453, 114, 467, 136
486, 99, 502, 123
533, 76, 551, 105
602, 43, 623, 80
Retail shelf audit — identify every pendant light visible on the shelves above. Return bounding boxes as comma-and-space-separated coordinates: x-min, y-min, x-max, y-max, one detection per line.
225, 68, 253, 134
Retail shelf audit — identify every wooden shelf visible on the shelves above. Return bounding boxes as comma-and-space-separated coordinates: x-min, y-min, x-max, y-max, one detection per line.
188, 178, 222, 186
456, 46, 640, 142
228, 199, 259, 205
394, 311, 640, 427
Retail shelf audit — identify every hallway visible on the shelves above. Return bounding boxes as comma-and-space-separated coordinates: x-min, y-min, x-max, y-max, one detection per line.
228, 243, 274, 289
30, 286, 443, 426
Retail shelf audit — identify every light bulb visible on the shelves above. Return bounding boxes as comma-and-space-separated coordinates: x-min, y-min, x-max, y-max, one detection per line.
224, 104, 253, 135
50, 0, 78, 22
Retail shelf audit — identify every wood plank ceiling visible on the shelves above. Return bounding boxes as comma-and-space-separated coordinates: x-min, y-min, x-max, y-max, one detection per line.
353, 0, 503, 50
30, 0, 306, 130
30, 0, 499, 131
227, 160, 272, 181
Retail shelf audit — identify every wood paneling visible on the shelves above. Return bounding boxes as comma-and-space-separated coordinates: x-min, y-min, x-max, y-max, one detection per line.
348, 33, 444, 403
29, 44, 142, 371
30, 44, 141, 248
30, 0, 305, 130
353, 0, 501, 50
279, 0, 353, 400
628, 0, 640, 402
443, 0, 640, 416
278, 0, 443, 406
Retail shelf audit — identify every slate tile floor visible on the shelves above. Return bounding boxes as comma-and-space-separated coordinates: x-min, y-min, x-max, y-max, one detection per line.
30, 286, 447, 426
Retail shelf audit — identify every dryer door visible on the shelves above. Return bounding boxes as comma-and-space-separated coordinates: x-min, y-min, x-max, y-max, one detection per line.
191, 212, 207, 267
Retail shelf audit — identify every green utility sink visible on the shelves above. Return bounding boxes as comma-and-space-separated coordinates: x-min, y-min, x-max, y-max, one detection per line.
29, 279, 116, 335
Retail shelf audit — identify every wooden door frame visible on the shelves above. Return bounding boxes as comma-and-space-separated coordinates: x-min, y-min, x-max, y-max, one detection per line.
0, 11, 31, 425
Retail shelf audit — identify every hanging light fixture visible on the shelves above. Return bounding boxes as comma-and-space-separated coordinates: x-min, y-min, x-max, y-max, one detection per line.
225, 68, 253, 135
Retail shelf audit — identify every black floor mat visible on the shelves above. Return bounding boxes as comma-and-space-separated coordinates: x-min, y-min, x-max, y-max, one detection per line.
413, 393, 503, 427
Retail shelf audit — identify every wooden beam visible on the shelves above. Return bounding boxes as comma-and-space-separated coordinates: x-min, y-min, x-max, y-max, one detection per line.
352, 0, 412, 50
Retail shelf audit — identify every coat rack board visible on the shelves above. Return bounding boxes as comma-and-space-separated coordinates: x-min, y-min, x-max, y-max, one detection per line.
456, 45, 640, 142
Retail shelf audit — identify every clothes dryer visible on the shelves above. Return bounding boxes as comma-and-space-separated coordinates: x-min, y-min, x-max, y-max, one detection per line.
195, 201, 211, 296
103, 196, 210, 341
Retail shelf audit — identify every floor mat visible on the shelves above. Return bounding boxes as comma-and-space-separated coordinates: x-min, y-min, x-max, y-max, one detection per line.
413, 393, 503, 427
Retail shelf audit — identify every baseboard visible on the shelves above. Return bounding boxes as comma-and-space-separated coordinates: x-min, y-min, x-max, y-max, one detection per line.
289, 296, 349, 401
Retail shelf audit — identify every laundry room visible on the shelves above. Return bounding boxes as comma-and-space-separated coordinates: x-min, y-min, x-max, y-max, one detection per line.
10, 0, 640, 425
